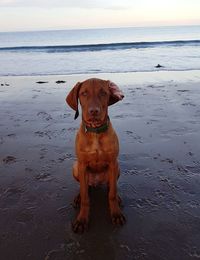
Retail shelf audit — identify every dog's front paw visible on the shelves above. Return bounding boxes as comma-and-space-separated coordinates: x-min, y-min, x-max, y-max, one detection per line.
111, 211, 126, 226
72, 217, 89, 233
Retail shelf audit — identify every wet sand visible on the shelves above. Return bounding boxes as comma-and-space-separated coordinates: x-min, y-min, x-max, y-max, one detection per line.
0, 71, 200, 260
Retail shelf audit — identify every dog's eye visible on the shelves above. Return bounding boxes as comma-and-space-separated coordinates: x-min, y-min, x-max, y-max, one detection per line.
81, 92, 87, 96
100, 91, 107, 96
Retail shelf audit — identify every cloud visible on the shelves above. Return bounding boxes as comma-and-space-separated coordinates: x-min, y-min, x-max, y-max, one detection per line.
0, 0, 132, 9
0, 0, 18, 4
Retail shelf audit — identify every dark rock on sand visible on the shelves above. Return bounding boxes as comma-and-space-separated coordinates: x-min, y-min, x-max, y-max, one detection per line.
55, 80, 66, 84
1, 83, 10, 86
155, 64, 164, 68
36, 81, 48, 84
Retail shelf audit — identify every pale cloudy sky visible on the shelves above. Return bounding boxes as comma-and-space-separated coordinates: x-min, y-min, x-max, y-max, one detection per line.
0, 0, 200, 31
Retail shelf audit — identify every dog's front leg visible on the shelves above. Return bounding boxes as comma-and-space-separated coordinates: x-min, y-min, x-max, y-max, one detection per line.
108, 161, 126, 226
72, 162, 89, 233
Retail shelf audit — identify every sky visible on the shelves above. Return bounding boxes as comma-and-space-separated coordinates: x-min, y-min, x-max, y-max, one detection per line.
0, 0, 200, 32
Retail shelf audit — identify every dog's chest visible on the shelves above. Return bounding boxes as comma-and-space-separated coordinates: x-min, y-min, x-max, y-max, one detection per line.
77, 127, 118, 163
89, 136, 101, 152
86, 136, 109, 185
85, 135, 109, 159
77, 129, 118, 186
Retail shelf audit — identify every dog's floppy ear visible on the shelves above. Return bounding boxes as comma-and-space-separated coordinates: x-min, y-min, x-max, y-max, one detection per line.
66, 82, 82, 119
108, 80, 124, 106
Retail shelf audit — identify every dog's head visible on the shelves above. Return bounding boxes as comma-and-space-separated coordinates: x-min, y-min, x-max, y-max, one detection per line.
66, 78, 124, 127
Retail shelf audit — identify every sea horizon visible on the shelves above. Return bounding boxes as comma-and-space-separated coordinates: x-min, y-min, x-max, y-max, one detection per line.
1, 23, 200, 34
0, 25, 200, 76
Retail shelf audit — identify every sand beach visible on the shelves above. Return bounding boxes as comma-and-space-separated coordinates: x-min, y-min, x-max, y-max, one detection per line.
0, 70, 200, 259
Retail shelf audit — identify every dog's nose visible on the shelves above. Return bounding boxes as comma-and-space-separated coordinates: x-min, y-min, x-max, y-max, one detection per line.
89, 106, 100, 116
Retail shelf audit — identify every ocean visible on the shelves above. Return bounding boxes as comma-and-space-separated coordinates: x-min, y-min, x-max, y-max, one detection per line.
0, 25, 200, 76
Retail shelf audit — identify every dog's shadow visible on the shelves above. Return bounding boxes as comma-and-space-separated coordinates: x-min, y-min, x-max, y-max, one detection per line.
73, 186, 115, 233
67, 187, 125, 259
89, 186, 111, 229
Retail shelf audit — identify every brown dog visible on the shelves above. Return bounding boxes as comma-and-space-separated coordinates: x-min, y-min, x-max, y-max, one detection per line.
66, 78, 125, 233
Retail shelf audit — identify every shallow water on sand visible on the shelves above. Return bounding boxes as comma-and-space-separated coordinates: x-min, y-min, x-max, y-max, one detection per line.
0, 71, 200, 259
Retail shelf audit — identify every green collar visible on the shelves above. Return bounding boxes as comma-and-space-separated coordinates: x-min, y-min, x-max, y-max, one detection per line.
83, 117, 109, 134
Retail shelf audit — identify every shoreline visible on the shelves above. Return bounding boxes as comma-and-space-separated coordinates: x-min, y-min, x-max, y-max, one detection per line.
0, 69, 200, 86
0, 70, 200, 259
